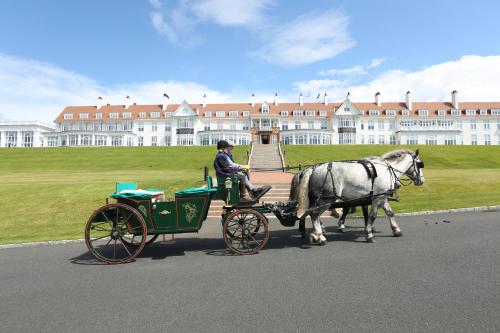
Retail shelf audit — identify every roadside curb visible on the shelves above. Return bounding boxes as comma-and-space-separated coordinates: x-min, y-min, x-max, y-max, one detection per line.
1, 205, 498, 250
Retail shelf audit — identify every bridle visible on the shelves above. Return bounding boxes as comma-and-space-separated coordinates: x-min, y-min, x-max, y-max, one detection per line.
384, 153, 424, 188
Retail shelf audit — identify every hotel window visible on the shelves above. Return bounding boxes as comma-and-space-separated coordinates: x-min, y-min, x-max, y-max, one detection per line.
261, 104, 269, 113
452, 109, 461, 116
108, 123, 117, 131
360, 121, 364, 130
407, 135, 418, 145
321, 120, 328, 130
216, 111, 225, 117
319, 110, 327, 117
280, 110, 288, 116
378, 120, 384, 130
470, 120, 477, 130
243, 121, 249, 130
483, 120, 490, 129
204, 122, 211, 131
92, 123, 100, 131
165, 122, 171, 131
295, 121, 301, 130
438, 109, 446, 116
308, 121, 315, 129
122, 112, 131, 119
151, 136, 157, 146
389, 121, 395, 130
296, 135, 306, 144
22, 131, 34, 147
81, 135, 91, 146
138, 123, 144, 132
425, 135, 437, 145
389, 134, 397, 145
242, 111, 250, 117
385, 109, 396, 116
111, 136, 122, 146
368, 109, 379, 116
282, 121, 289, 130
151, 122, 158, 132
480, 109, 488, 116
438, 120, 453, 127
139, 112, 146, 118
340, 118, 353, 127
402, 110, 410, 116
95, 113, 103, 119
165, 136, 171, 146
466, 109, 476, 116
177, 134, 194, 146
63, 113, 73, 119
418, 109, 428, 116
229, 111, 239, 118
445, 135, 456, 145
110, 113, 119, 119
79, 113, 89, 119
419, 120, 435, 127
138, 136, 144, 146
368, 135, 375, 144
164, 112, 173, 117
492, 109, 500, 116
123, 122, 132, 131
378, 135, 385, 144
230, 120, 237, 130
178, 118, 193, 128
293, 110, 303, 117
305, 110, 315, 117
204, 111, 212, 117
151, 112, 160, 118
127, 137, 133, 146
484, 134, 491, 145
47, 136, 58, 147
471, 134, 477, 145
367, 120, 375, 130
95, 135, 106, 146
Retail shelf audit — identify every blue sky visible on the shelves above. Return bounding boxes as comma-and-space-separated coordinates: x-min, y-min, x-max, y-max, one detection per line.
1, 0, 500, 121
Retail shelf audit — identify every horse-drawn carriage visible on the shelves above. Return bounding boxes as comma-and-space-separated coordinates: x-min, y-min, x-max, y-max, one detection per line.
85, 149, 425, 264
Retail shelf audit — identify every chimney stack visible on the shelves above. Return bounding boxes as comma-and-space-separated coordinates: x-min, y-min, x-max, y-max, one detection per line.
274, 93, 278, 106
346, 91, 351, 99
125, 95, 131, 109
299, 93, 304, 106
375, 92, 381, 107
202, 93, 207, 107
96, 96, 103, 110
251, 93, 255, 107
324, 93, 328, 106
451, 90, 459, 109
405, 91, 412, 110
162, 93, 169, 111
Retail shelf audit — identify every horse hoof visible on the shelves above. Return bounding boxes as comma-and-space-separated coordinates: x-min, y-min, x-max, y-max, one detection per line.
393, 231, 402, 237
319, 240, 327, 246
366, 237, 375, 243
338, 227, 344, 233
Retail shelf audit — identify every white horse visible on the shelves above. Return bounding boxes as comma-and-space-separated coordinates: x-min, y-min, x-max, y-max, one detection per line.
296, 149, 425, 244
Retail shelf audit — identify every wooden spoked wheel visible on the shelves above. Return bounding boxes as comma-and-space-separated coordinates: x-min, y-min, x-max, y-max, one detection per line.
223, 209, 269, 255
85, 203, 147, 264
121, 234, 158, 247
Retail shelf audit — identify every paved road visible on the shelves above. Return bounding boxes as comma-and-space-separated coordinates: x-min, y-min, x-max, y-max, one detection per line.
1, 211, 499, 333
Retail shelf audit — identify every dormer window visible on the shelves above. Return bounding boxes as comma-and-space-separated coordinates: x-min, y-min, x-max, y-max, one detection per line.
164, 112, 173, 117
368, 109, 379, 116
139, 112, 146, 118
109, 112, 119, 119
242, 111, 250, 117
216, 111, 225, 117
151, 112, 160, 118
305, 110, 315, 117
452, 109, 461, 116
204, 111, 212, 117
292, 110, 303, 117
95, 113, 103, 119
63, 113, 73, 120
480, 109, 488, 116
280, 110, 288, 116
418, 109, 428, 116
466, 109, 476, 116
261, 103, 269, 113
385, 110, 396, 116
319, 110, 327, 117
437, 109, 445, 116
122, 112, 131, 118
492, 109, 500, 116
402, 110, 410, 116
229, 111, 239, 117
79, 113, 88, 119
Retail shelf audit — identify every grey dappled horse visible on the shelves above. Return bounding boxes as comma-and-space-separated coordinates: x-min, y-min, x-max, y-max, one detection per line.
295, 149, 425, 244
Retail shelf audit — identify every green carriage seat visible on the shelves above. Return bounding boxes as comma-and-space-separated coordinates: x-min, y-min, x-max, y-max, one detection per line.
111, 182, 164, 199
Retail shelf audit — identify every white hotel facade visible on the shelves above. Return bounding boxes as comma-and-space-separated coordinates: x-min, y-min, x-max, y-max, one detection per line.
1, 91, 500, 147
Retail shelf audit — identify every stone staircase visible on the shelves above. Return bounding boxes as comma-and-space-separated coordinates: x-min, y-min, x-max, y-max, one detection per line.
249, 143, 284, 171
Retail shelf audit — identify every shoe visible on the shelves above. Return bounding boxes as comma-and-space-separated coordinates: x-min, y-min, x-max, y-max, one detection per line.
250, 185, 272, 200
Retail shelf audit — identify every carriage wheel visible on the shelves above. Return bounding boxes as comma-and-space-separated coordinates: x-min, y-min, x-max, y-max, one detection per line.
85, 203, 147, 264
121, 234, 158, 247
223, 209, 269, 255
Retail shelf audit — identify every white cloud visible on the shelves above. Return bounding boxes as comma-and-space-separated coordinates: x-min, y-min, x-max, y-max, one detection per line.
295, 55, 500, 102
319, 57, 385, 77
191, 0, 274, 26
253, 9, 355, 65
0, 53, 231, 122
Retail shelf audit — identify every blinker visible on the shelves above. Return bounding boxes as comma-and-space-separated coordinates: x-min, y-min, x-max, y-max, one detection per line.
416, 161, 424, 169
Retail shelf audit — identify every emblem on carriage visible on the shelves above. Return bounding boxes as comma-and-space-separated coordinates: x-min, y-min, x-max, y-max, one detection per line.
159, 210, 171, 215
138, 205, 148, 216
183, 203, 197, 224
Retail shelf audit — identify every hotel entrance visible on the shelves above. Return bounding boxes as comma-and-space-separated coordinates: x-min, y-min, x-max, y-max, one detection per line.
260, 134, 270, 144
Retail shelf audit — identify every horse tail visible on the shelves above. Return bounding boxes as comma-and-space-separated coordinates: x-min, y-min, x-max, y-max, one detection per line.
289, 171, 302, 202
296, 167, 314, 219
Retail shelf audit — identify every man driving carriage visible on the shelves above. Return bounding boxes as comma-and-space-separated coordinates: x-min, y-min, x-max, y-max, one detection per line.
214, 140, 271, 201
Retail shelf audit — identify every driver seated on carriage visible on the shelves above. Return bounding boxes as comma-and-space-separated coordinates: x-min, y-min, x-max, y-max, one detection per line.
214, 140, 271, 202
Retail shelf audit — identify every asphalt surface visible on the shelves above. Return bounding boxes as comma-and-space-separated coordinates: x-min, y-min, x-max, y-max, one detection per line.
1, 211, 499, 333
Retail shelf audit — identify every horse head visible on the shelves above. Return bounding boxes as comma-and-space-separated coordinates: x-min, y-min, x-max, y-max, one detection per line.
405, 149, 425, 186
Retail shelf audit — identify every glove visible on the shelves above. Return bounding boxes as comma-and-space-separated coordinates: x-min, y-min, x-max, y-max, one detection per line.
240, 164, 250, 171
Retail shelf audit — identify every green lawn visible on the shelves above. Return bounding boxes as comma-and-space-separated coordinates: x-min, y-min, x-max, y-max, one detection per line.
0, 146, 249, 244
283, 145, 500, 213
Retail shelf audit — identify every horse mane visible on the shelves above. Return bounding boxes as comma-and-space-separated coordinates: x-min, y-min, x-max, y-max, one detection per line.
381, 149, 413, 161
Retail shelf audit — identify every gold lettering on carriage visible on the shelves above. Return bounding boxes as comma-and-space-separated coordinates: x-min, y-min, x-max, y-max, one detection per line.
183, 203, 197, 224
159, 210, 171, 215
